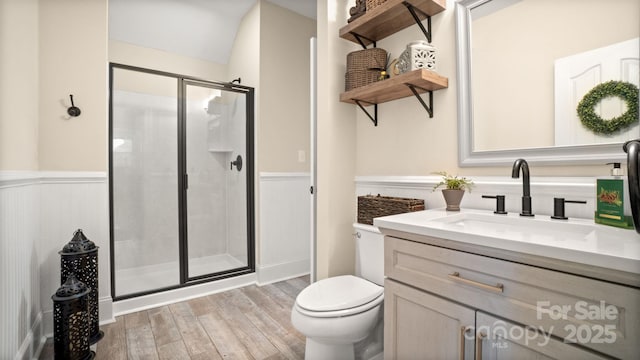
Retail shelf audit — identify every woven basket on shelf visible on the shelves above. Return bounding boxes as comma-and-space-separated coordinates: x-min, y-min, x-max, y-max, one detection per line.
345, 69, 380, 91
357, 195, 425, 225
366, 0, 388, 11
347, 48, 387, 71
345, 48, 387, 91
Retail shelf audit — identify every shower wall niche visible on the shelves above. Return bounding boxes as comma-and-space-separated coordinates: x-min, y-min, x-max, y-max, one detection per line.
110, 64, 254, 299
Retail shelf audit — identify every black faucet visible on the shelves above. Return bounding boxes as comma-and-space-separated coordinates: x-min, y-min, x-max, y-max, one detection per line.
511, 158, 534, 217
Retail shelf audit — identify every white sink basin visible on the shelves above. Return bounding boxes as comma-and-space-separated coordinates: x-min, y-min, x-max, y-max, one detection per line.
374, 209, 640, 274
429, 212, 630, 245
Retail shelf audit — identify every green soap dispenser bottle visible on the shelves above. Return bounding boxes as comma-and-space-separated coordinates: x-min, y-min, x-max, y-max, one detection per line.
595, 163, 634, 229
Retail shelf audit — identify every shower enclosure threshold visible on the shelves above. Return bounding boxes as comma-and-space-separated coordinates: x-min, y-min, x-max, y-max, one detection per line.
115, 253, 246, 297
112, 272, 256, 316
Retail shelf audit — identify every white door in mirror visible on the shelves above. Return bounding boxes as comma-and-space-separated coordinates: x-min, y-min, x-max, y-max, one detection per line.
554, 38, 639, 146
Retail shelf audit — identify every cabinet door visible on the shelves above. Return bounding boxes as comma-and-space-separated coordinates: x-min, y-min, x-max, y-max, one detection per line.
475, 312, 607, 360
384, 279, 475, 360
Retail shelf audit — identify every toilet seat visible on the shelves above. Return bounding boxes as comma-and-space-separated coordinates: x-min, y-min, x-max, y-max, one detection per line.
295, 275, 384, 318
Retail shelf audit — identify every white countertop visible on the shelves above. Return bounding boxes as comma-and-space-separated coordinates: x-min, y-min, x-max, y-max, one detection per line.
374, 208, 640, 275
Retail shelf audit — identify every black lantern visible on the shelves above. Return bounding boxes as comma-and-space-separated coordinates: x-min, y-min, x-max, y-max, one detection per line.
52, 274, 95, 360
60, 229, 103, 344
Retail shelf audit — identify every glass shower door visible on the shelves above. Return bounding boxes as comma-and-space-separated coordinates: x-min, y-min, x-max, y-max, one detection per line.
111, 64, 255, 299
184, 81, 250, 279
111, 67, 181, 297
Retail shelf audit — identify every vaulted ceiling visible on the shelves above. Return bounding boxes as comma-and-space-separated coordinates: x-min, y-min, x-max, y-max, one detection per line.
108, 0, 316, 64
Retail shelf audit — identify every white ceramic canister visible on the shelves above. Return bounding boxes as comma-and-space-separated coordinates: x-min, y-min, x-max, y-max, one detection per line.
398, 40, 437, 73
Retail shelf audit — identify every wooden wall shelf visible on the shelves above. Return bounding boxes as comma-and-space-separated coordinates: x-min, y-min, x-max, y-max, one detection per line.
340, 69, 447, 105
339, 0, 447, 125
339, 0, 446, 46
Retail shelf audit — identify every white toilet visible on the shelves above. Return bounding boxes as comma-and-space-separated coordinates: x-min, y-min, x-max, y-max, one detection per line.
291, 223, 384, 360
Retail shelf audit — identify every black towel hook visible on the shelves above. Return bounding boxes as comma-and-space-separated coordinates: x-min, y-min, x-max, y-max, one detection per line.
67, 94, 81, 117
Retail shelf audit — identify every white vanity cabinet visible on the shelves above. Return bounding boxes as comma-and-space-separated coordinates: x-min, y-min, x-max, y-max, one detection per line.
383, 234, 640, 359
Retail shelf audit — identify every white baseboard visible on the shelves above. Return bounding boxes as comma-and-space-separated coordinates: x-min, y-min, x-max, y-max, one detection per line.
99, 296, 115, 325
257, 259, 310, 285
15, 312, 45, 360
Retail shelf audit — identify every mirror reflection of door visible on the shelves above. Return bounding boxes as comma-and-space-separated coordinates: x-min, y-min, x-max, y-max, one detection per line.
470, 0, 639, 152
554, 38, 639, 146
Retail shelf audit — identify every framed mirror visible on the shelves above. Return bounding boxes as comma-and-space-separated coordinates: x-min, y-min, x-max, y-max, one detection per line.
455, 0, 639, 166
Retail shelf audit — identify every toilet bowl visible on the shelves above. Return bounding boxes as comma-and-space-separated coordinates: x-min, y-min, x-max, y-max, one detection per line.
291, 224, 384, 360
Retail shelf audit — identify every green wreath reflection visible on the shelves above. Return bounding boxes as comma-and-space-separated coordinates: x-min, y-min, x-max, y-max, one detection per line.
576, 80, 638, 135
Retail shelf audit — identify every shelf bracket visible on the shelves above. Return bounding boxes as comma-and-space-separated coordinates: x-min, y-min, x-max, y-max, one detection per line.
353, 99, 378, 126
406, 84, 434, 118
403, 1, 432, 43
350, 32, 376, 49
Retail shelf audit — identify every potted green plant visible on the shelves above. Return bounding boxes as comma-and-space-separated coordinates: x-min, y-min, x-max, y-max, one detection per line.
433, 172, 474, 211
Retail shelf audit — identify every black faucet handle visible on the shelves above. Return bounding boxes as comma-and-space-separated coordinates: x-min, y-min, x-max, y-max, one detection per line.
551, 198, 587, 220
482, 195, 507, 215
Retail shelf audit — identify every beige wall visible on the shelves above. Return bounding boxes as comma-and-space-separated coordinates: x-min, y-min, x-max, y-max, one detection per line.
355, 3, 460, 176
0, 0, 39, 171
259, 1, 316, 173
316, 0, 359, 279
38, 0, 108, 171
228, 3, 261, 89
109, 40, 228, 82
228, 0, 261, 175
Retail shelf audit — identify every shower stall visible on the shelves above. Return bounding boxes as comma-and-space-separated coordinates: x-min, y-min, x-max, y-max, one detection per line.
109, 64, 254, 299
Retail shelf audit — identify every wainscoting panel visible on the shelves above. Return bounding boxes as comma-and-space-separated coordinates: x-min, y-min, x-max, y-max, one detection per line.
0, 171, 112, 360
0, 173, 42, 360
39, 172, 112, 338
258, 173, 311, 284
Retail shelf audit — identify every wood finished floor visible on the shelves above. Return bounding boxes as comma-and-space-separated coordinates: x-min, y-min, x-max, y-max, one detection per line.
40, 276, 309, 360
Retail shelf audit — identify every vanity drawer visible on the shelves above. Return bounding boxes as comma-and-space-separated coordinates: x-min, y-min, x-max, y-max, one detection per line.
385, 236, 640, 359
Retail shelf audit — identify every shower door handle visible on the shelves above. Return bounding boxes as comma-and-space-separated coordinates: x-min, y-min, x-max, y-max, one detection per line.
184, 174, 189, 190
230, 155, 243, 172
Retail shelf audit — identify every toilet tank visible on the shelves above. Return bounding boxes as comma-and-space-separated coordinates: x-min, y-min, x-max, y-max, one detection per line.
354, 223, 384, 286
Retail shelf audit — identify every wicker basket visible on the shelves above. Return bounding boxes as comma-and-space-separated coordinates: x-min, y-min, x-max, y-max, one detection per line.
345, 69, 380, 91
366, 0, 388, 11
347, 48, 387, 71
358, 194, 425, 225
345, 48, 387, 91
